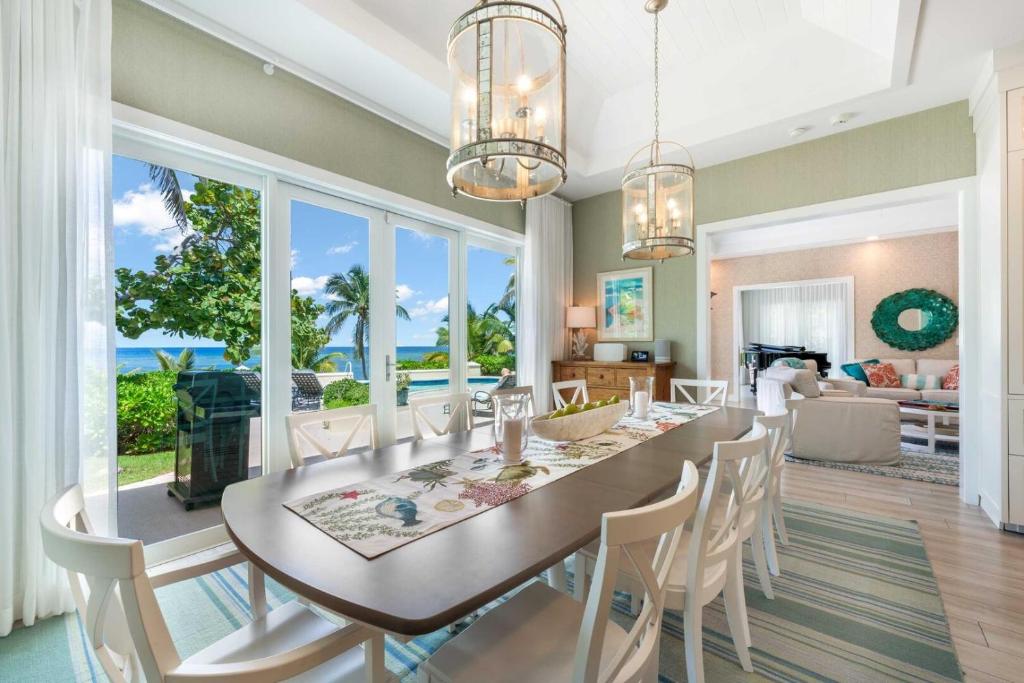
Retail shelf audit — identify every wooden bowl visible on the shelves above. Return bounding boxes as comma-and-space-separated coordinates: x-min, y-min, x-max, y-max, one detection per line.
530, 401, 629, 442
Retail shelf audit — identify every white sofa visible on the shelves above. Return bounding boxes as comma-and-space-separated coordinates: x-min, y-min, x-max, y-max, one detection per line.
830, 358, 958, 403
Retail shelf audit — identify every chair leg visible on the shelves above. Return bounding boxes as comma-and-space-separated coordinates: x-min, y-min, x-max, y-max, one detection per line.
763, 505, 781, 577
247, 563, 267, 619
751, 527, 775, 600
546, 560, 568, 593
730, 543, 752, 648
365, 629, 387, 683
723, 571, 753, 673
683, 598, 705, 683
572, 552, 590, 602
773, 494, 789, 546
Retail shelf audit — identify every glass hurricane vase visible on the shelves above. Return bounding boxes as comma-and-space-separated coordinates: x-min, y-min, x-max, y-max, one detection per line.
493, 393, 530, 463
628, 376, 655, 419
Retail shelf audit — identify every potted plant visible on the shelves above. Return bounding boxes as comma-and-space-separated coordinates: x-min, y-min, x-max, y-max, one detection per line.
396, 371, 412, 406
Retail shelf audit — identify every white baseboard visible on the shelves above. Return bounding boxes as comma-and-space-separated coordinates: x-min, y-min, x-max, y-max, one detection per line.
979, 488, 1003, 528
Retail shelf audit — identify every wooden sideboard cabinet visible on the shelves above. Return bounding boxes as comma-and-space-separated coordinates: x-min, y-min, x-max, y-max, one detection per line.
551, 360, 676, 406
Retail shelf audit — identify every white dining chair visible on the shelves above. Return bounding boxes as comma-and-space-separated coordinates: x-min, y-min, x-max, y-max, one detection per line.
409, 392, 474, 440
417, 461, 701, 683
286, 403, 380, 468
40, 485, 387, 683
551, 379, 589, 409
670, 378, 729, 406
575, 423, 770, 682
759, 411, 790, 575
492, 385, 536, 418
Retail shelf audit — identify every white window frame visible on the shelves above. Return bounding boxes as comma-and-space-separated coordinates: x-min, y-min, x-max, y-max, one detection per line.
110, 104, 523, 552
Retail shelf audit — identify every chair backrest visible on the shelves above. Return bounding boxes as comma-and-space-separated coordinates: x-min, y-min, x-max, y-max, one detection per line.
756, 412, 789, 496
40, 486, 178, 682
686, 423, 768, 599
574, 461, 700, 683
408, 392, 474, 440
552, 379, 589, 410
285, 403, 380, 468
291, 370, 324, 411
493, 385, 536, 419
670, 378, 728, 407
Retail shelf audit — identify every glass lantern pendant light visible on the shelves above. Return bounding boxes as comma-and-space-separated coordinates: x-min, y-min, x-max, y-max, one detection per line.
447, 1, 567, 205
622, 0, 695, 260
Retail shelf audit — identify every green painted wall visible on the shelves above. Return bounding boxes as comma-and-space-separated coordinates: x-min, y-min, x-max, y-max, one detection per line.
573, 101, 977, 377
111, 0, 523, 233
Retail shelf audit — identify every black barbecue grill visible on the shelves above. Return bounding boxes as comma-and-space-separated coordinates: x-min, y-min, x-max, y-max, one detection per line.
167, 371, 260, 510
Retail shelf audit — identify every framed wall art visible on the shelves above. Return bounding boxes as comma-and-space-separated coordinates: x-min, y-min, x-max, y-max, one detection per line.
597, 267, 653, 342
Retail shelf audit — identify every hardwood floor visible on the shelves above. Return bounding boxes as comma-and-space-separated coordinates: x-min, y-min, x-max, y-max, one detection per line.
781, 462, 1024, 683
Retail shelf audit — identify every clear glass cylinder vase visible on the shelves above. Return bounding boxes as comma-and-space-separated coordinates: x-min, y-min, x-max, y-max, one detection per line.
628, 376, 655, 419
493, 393, 529, 463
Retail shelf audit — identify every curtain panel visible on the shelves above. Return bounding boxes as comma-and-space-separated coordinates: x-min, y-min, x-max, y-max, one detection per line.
740, 280, 851, 376
520, 196, 573, 413
0, 0, 114, 635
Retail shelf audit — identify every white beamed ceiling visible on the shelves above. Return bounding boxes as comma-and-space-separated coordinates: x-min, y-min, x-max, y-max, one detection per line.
149, 0, 1024, 200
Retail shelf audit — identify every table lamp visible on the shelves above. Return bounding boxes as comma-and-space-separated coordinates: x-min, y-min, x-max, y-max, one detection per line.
566, 306, 597, 360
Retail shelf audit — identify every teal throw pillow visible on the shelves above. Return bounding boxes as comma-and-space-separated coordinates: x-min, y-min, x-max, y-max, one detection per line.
841, 359, 879, 383
771, 357, 806, 369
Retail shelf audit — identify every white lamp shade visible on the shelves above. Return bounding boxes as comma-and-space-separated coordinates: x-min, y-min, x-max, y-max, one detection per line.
566, 306, 596, 329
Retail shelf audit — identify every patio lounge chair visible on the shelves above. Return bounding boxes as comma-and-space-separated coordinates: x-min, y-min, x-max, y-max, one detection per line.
291, 370, 324, 412
472, 372, 516, 416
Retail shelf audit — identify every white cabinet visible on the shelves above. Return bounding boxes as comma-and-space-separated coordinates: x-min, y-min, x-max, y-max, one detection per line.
1010, 88, 1024, 152
1011, 456, 1024, 525
1009, 150, 1024, 394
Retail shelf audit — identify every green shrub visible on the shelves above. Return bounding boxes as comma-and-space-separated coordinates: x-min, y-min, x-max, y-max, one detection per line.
117, 371, 177, 455
474, 353, 516, 376
396, 358, 449, 370
323, 379, 370, 408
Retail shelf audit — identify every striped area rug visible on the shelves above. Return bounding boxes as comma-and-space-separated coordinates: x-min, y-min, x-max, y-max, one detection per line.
786, 446, 959, 487
0, 501, 962, 682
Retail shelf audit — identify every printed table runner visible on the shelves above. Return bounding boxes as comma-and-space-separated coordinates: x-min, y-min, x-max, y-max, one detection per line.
284, 402, 719, 559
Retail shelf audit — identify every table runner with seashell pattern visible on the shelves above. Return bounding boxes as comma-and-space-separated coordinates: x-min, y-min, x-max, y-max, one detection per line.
283, 402, 720, 559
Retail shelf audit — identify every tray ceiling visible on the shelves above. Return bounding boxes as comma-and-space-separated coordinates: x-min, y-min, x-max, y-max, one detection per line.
146, 0, 1024, 200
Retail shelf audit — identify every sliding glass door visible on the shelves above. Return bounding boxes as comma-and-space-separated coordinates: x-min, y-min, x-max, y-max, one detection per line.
275, 184, 460, 451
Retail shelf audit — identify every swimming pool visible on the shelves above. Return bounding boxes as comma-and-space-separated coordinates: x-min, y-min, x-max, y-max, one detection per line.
408, 377, 498, 394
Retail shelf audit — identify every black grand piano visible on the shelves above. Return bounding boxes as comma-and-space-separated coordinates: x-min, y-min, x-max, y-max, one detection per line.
742, 343, 830, 395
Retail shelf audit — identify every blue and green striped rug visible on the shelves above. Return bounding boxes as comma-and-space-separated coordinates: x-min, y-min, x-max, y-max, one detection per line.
0, 501, 962, 682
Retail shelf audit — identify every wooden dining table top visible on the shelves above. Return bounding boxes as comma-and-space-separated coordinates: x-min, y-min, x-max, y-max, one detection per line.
221, 405, 758, 636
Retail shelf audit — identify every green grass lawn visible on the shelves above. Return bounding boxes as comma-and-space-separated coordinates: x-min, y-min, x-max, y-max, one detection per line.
117, 450, 175, 487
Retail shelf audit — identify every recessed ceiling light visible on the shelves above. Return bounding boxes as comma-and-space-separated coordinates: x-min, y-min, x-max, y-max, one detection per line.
866, 235, 879, 241
831, 112, 855, 126
788, 126, 810, 138
262, 63, 275, 76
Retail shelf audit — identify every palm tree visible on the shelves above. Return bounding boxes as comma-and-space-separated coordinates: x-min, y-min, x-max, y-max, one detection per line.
153, 348, 195, 372
498, 255, 516, 321
435, 303, 514, 357
291, 347, 348, 373
323, 264, 410, 378
146, 164, 189, 231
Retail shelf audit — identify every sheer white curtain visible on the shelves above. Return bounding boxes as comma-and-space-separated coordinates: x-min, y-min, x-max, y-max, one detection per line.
741, 280, 851, 375
520, 196, 572, 412
0, 0, 114, 635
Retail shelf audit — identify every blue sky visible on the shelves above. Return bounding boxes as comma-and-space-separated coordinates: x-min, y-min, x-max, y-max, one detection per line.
113, 154, 513, 349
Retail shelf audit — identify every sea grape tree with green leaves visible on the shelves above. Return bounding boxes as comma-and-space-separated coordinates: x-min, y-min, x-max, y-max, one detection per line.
115, 175, 327, 366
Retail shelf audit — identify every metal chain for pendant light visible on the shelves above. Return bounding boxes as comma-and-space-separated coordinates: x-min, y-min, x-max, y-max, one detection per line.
653, 11, 660, 146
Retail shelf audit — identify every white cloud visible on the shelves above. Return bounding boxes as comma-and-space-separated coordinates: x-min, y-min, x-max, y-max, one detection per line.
395, 284, 418, 302
410, 296, 449, 318
290, 249, 299, 267
292, 275, 329, 297
327, 241, 358, 255
113, 183, 194, 254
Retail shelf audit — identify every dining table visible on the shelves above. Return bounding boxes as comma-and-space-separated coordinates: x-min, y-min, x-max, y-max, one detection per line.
221, 405, 757, 646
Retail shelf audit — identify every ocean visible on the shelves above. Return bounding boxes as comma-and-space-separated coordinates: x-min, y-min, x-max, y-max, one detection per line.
116, 345, 446, 381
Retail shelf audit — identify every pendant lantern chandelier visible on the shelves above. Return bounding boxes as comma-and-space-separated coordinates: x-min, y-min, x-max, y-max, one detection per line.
446, 1, 567, 205
622, 0, 695, 260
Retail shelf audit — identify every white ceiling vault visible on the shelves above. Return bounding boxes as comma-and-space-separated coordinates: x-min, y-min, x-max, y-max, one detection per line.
146, 0, 1024, 201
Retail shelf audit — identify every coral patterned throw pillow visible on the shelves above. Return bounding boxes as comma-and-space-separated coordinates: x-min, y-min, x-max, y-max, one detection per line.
862, 362, 901, 388
943, 364, 960, 391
